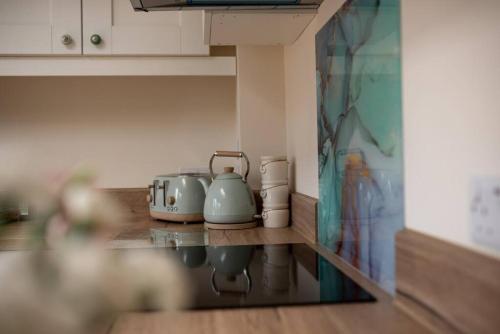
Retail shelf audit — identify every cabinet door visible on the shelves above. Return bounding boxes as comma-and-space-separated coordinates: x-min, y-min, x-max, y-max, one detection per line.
0, 0, 81, 55
83, 0, 208, 55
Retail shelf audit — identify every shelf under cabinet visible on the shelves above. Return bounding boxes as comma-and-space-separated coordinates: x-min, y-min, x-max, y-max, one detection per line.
0, 56, 235, 76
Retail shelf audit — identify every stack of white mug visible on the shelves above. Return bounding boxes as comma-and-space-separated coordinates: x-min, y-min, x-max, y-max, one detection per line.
260, 156, 289, 228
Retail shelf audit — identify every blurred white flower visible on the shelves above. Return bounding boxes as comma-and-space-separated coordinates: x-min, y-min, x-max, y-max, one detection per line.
52, 183, 125, 246
62, 184, 123, 227
0, 246, 191, 334
0, 168, 190, 334
54, 246, 191, 313
0, 252, 84, 334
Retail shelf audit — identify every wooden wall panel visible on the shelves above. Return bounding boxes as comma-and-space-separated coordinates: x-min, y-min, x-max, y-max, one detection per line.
290, 193, 317, 242
104, 188, 149, 219
395, 229, 500, 334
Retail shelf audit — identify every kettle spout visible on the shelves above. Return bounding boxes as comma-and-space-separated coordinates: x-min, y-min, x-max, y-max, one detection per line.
198, 177, 210, 195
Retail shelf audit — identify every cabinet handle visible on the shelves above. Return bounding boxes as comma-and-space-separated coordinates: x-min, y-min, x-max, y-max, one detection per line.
90, 34, 102, 45
61, 34, 73, 45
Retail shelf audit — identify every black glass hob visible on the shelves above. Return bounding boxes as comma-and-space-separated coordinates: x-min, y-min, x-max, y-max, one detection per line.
162, 243, 375, 310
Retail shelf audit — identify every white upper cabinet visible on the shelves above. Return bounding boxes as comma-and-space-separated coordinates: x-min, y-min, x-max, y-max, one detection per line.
0, 0, 82, 55
0, 0, 209, 56
83, 0, 209, 56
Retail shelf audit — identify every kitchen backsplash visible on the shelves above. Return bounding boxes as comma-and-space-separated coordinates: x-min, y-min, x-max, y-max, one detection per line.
315, 0, 404, 293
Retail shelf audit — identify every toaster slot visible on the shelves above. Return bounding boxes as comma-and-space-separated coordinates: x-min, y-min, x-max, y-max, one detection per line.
158, 180, 169, 206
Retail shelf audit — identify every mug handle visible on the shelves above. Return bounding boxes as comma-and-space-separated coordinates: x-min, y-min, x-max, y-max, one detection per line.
261, 184, 286, 191
260, 160, 288, 174
260, 159, 289, 168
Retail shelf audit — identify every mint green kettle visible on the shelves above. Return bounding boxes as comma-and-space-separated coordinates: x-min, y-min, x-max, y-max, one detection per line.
198, 151, 256, 224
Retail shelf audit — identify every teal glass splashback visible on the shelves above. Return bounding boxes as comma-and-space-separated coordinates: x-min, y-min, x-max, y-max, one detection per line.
315, 0, 403, 292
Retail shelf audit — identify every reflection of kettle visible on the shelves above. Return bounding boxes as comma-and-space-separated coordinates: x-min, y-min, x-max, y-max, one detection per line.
198, 151, 257, 224
207, 245, 254, 296
175, 246, 207, 268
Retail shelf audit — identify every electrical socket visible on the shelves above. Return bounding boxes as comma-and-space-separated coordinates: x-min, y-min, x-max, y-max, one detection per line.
470, 177, 500, 251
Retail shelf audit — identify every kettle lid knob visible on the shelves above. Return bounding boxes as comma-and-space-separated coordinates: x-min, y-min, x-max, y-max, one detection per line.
223, 166, 234, 173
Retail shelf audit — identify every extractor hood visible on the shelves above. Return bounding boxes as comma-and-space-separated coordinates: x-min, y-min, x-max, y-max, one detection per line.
130, 0, 321, 46
130, 0, 323, 11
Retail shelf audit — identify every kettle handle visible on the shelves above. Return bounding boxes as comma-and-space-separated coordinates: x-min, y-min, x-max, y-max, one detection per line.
210, 267, 252, 297
209, 151, 250, 182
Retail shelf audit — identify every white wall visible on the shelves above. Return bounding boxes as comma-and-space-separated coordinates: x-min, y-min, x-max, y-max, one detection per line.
0, 76, 236, 188
284, 0, 344, 198
237, 46, 287, 189
402, 0, 500, 256
284, 0, 500, 256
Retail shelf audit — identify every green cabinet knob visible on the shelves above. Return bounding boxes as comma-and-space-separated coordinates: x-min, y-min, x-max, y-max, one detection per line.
90, 34, 102, 45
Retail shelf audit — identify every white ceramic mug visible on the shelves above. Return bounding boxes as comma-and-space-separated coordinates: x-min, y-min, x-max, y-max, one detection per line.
260, 157, 288, 185
262, 209, 289, 228
260, 184, 289, 209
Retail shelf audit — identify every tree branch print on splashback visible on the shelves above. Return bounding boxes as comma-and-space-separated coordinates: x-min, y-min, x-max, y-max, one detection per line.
316, 0, 403, 293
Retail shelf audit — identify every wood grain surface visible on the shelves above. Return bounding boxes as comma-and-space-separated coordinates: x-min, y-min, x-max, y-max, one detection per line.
290, 193, 317, 242
395, 229, 500, 334
109, 302, 429, 334
104, 188, 150, 219
109, 218, 307, 247
204, 221, 258, 230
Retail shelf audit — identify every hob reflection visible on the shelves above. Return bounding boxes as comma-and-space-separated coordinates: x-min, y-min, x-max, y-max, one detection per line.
166, 243, 375, 310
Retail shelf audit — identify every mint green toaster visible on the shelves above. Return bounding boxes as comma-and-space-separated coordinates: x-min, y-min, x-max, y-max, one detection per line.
148, 173, 211, 223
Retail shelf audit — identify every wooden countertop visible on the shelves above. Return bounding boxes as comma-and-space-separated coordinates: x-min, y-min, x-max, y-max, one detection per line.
0, 218, 431, 334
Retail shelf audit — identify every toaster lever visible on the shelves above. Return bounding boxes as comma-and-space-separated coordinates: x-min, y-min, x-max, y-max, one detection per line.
147, 184, 154, 205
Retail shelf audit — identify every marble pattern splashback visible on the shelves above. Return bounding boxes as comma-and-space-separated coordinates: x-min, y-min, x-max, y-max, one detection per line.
315, 0, 403, 292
